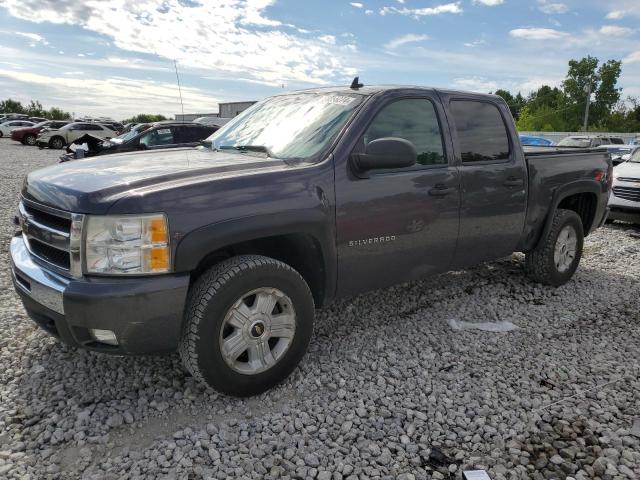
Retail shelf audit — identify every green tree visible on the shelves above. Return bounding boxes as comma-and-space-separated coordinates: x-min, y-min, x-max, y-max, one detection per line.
25, 100, 46, 117
0, 99, 25, 114
122, 114, 167, 124
47, 107, 71, 120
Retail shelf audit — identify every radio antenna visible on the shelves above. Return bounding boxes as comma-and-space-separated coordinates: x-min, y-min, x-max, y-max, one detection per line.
174, 59, 185, 119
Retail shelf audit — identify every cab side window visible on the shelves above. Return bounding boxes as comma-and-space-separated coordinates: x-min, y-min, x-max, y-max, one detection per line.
363, 99, 446, 167
450, 100, 510, 163
139, 128, 175, 147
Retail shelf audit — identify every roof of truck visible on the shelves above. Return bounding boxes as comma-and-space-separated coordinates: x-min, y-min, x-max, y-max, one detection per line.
279, 85, 503, 99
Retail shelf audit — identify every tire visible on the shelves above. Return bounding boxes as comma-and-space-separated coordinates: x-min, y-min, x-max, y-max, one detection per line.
49, 136, 65, 149
525, 209, 584, 286
179, 255, 315, 396
23, 134, 36, 146
0, 131, 3, 137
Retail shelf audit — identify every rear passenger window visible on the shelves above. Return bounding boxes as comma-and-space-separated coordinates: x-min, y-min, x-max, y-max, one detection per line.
363, 99, 446, 166
450, 100, 510, 163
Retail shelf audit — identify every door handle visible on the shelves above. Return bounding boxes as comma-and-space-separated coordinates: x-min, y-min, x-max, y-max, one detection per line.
503, 176, 524, 187
429, 184, 454, 196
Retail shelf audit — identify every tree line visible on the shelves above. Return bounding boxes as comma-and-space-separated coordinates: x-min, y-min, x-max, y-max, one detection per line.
0, 99, 71, 121
0, 99, 167, 124
494, 56, 640, 133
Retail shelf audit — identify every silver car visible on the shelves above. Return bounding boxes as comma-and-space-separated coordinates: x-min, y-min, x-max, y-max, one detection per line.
609, 148, 640, 224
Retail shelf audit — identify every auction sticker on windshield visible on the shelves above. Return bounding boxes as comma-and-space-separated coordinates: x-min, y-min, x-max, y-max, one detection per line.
319, 95, 356, 106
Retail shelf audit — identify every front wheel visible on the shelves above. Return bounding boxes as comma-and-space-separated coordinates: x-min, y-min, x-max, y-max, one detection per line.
179, 255, 314, 396
49, 137, 65, 149
23, 134, 37, 146
525, 209, 584, 286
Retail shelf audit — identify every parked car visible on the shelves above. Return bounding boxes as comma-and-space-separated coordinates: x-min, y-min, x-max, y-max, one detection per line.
28, 117, 48, 123
10, 121, 70, 146
59, 122, 217, 161
608, 148, 640, 224
629, 136, 640, 146
0, 113, 28, 122
602, 145, 638, 166
0, 120, 34, 137
519, 134, 554, 146
11, 85, 611, 396
36, 122, 117, 149
558, 135, 625, 148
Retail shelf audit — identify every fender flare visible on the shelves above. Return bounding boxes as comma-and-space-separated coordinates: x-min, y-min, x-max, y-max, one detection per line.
538, 180, 601, 246
173, 209, 337, 301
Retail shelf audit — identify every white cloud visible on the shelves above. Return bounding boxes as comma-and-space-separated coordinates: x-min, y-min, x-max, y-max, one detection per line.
509, 27, 568, 40
606, 10, 625, 19
385, 34, 429, 50
0, 0, 356, 85
318, 35, 337, 44
14, 32, 48, 44
0, 68, 219, 118
464, 39, 486, 47
349, 2, 363, 7
537, 1, 569, 14
452, 77, 499, 92
380, 2, 462, 17
624, 51, 640, 64
472, 0, 504, 6
365, 9, 373, 14
599, 25, 635, 36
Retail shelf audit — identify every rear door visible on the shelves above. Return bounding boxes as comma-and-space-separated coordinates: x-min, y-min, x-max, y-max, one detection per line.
335, 93, 460, 297
444, 97, 527, 268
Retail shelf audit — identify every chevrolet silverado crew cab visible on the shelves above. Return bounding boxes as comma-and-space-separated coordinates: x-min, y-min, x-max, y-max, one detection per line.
11, 85, 611, 396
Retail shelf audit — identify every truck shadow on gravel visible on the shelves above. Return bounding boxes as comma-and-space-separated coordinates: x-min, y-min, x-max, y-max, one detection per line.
4, 249, 640, 476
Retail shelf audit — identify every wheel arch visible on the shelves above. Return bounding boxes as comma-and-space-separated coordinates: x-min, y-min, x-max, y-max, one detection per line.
174, 213, 336, 307
534, 180, 601, 251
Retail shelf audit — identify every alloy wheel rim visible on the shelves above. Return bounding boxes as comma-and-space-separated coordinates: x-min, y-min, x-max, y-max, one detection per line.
219, 287, 296, 375
26, 136, 36, 145
554, 225, 577, 273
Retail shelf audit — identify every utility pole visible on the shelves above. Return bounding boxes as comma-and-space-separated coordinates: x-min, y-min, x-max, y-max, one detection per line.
583, 82, 592, 132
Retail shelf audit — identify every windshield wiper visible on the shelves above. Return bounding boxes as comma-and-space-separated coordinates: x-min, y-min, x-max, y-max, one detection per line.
218, 145, 273, 157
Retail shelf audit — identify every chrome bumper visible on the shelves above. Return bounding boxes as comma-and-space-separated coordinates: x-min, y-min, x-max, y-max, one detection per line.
10, 236, 69, 314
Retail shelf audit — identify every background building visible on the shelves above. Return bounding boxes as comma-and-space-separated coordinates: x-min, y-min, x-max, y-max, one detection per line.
219, 101, 256, 118
174, 112, 218, 122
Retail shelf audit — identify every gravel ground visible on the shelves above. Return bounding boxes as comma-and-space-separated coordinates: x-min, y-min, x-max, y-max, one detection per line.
0, 137, 639, 480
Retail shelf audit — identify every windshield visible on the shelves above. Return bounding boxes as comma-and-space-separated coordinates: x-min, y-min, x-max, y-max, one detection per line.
630, 149, 640, 163
207, 92, 365, 160
116, 124, 151, 142
558, 137, 590, 147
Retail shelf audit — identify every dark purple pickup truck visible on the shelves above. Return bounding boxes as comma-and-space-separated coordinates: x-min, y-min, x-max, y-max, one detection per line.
10, 85, 611, 395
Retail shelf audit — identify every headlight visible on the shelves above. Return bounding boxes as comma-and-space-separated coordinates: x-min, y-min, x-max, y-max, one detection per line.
85, 213, 170, 275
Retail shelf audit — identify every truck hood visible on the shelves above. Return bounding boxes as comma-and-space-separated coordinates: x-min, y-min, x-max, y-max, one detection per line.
24, 147, 293, 214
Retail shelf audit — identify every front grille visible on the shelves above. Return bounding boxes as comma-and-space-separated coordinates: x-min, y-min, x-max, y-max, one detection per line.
613, 186, 640, 202
19, 199, 72, 273
29, 238, 71, 269
617, 177, 640, 183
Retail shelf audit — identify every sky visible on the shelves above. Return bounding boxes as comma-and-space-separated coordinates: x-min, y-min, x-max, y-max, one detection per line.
0, 0, 639, 119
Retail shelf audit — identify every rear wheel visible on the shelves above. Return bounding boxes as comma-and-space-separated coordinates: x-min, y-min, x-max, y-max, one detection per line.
23, 134, 36, 146
525, 209, 584, 286
49, 136, 65, 149
179, 255, 314, 396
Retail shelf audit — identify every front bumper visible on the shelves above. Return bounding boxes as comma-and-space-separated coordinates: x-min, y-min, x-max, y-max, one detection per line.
608, 181, 640, 223
10, 235, 190, 354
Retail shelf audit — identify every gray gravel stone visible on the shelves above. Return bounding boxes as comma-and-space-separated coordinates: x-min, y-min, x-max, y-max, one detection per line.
0, 139, 639, 479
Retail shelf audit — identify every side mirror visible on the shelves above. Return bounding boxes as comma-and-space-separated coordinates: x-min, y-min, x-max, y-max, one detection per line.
352, 137, 417, 176
137, 142, 147, 150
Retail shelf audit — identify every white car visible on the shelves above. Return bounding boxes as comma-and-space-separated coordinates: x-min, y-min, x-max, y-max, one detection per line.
36, 122, 116, 149
0, 120, 34, 137
609, 148, 640, 224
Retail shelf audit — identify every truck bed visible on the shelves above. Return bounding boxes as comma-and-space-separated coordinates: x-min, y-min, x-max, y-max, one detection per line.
519, 146, 610, 251
523, 145, 606, 156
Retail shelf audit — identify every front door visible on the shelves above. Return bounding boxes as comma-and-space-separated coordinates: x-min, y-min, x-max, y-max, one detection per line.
335, 96, 460, 298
